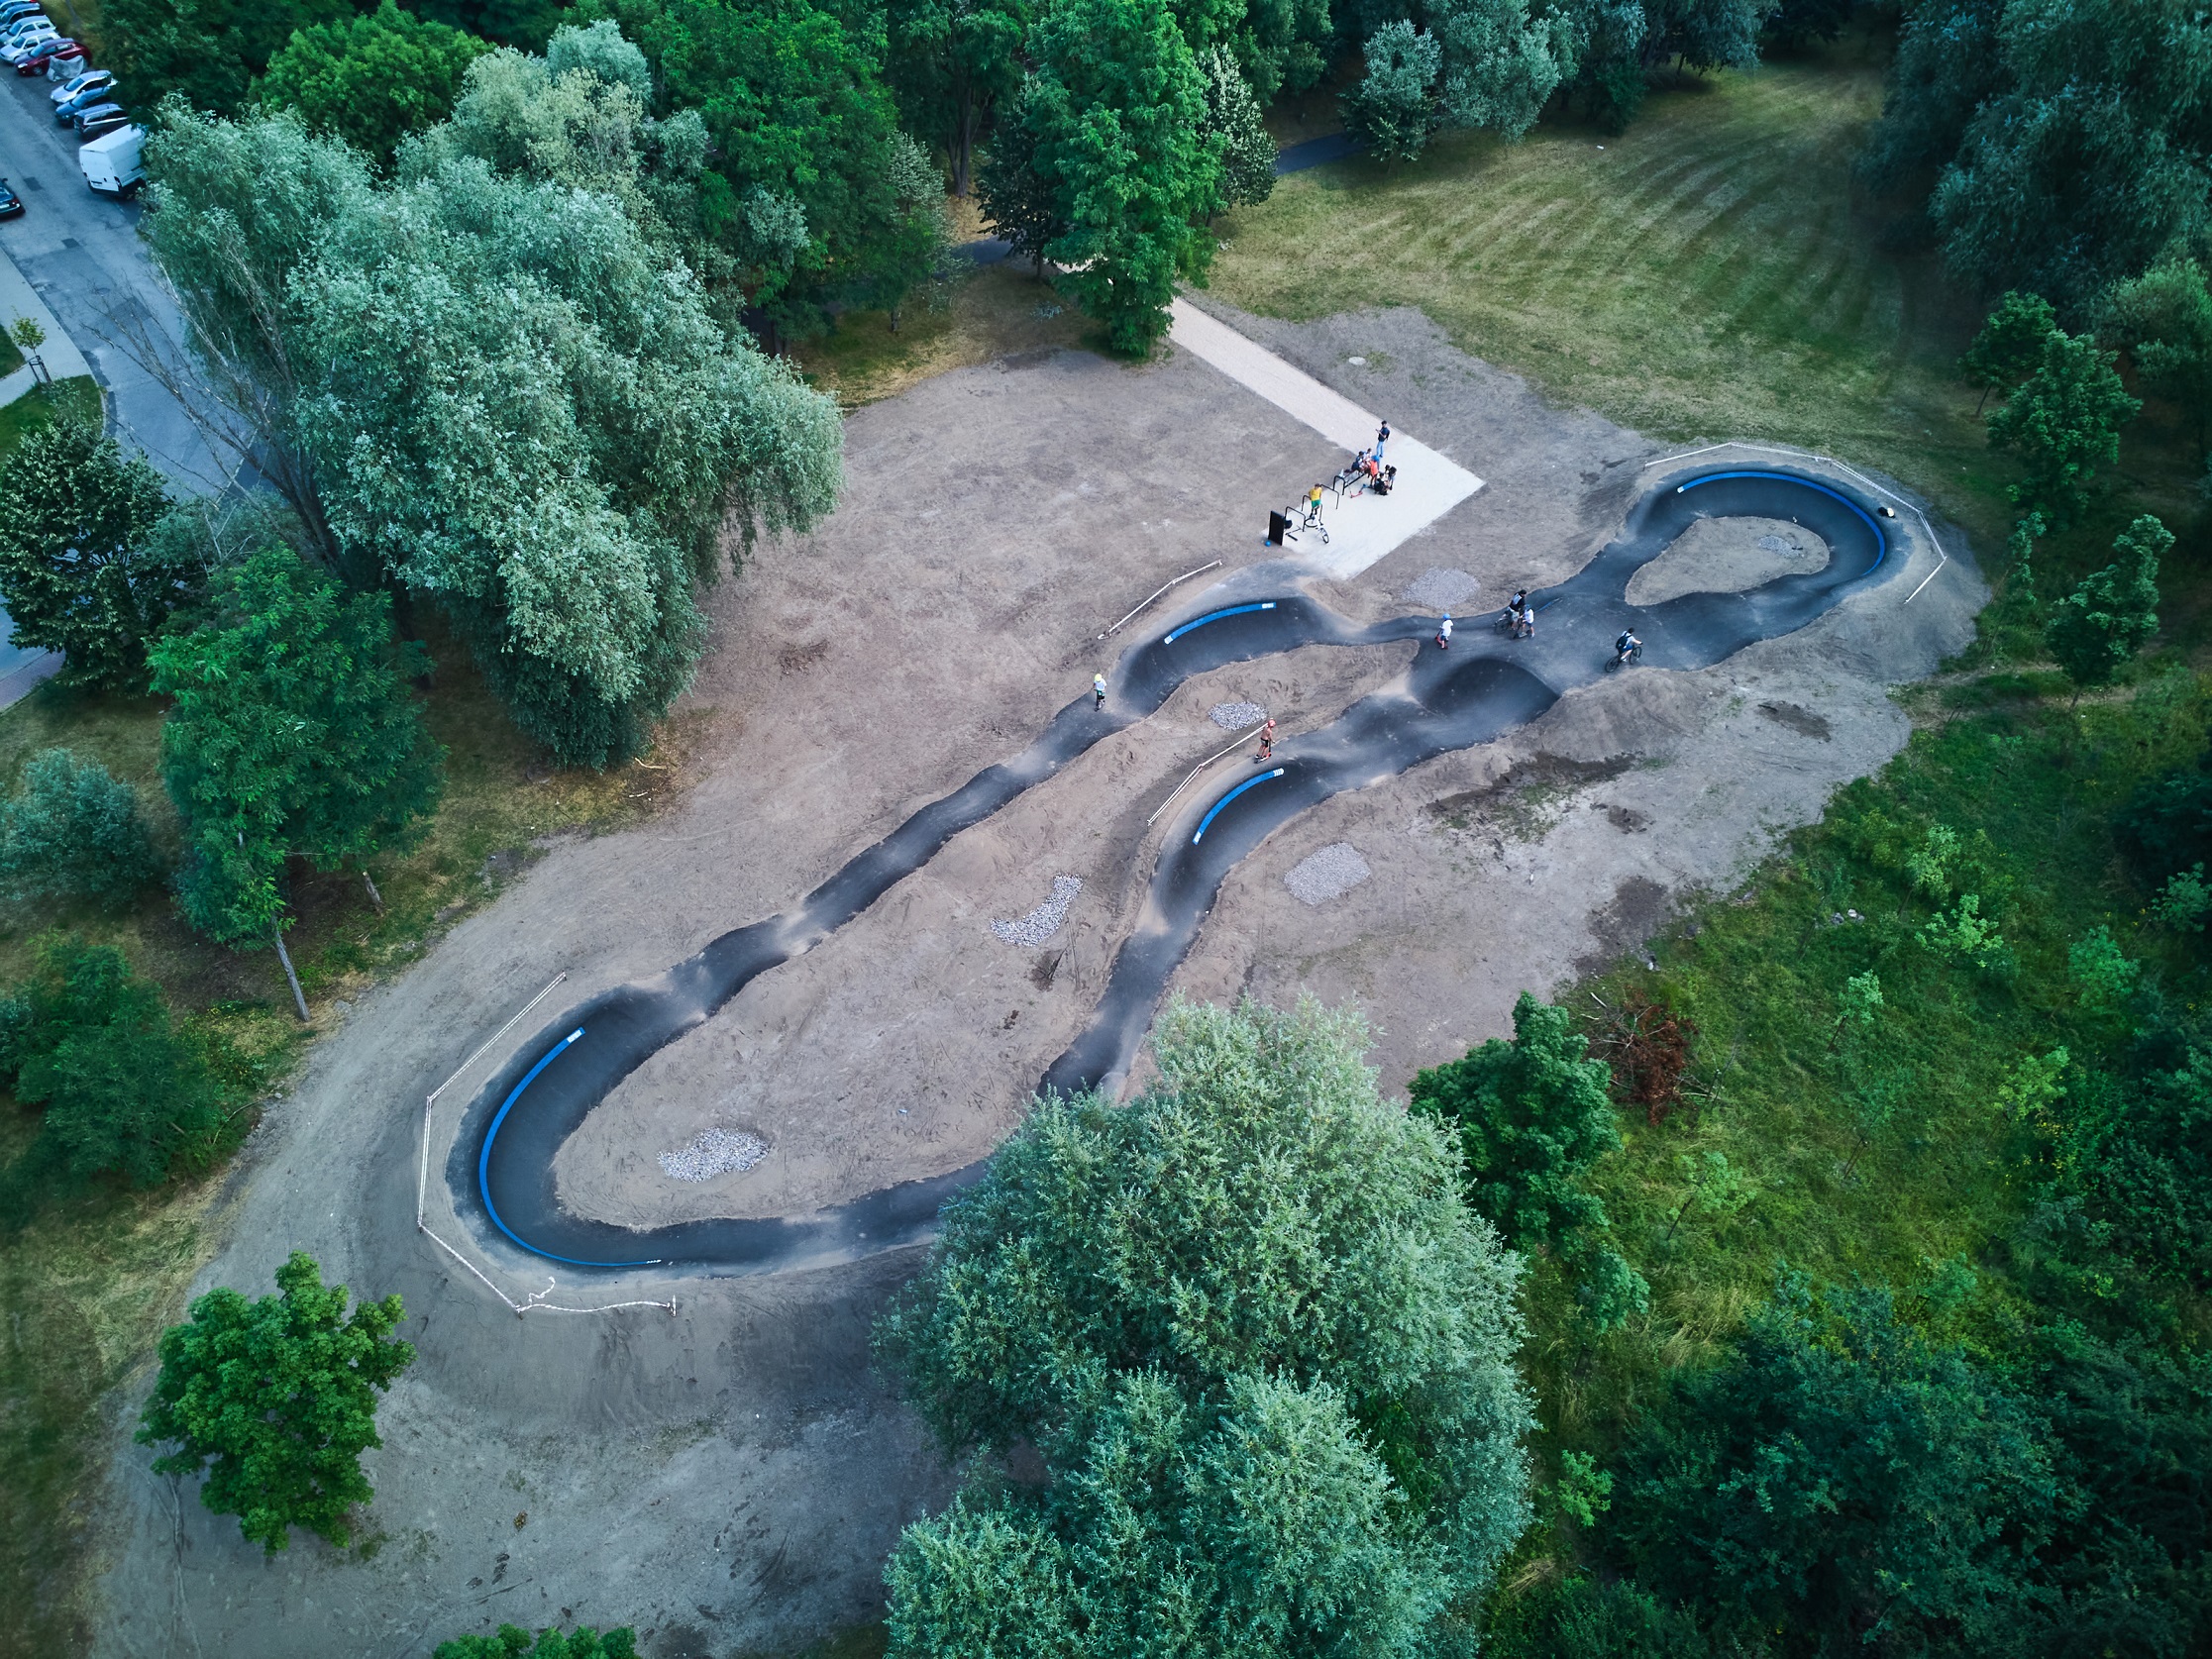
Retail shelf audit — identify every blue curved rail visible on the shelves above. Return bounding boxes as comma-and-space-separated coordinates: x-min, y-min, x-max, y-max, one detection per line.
1164, 601, 1276, 644
476, 1027, 663, 1269
1679, 470, 1886, 570
1194, 768, 1285, 844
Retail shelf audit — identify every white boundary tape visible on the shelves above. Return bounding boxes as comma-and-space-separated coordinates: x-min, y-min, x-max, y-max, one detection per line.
1640, 441, 1956, 605
415, 972, 678, 1318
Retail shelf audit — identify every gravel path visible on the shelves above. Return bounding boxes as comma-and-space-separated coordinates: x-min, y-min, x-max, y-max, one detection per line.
659, 1127, 770, 1182
1285, 842, 1373, 906
992, 876, 1083, 946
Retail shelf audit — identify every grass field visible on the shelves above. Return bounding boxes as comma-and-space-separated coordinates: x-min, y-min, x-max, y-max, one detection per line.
0, 377, 101, 464
1212, 38, 2198, 557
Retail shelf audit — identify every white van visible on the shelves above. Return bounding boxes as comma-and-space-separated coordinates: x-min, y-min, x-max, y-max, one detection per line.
77, 123, 143, 197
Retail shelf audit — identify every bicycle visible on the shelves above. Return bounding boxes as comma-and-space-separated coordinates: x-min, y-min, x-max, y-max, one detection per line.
1605, 640, 1643, 671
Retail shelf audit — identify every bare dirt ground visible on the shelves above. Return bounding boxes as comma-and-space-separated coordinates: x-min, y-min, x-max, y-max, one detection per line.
88, 302, 1981, 1659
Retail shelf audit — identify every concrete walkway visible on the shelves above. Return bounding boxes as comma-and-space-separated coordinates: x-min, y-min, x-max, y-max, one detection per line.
1165, 298, 1483, 581
0, 236, 91, 404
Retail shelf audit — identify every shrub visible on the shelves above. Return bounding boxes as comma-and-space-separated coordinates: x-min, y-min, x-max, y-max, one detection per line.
0, 749, 160, 907
0, 934, 223, 1186
1411, 991, 1621, 1249
433, 1626, 636, 1659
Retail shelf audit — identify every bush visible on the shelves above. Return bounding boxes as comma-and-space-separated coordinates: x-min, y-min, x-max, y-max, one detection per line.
1611, 1275, 2056, 1652
0, 418, 188, 690
433, 1626, 636, 1659
2114, 763, 2212, 886
0, 934, 224, 1187
1409, 991, 1620, 1250
2070, 1048, 2212, 1290
0, 749, 160, 907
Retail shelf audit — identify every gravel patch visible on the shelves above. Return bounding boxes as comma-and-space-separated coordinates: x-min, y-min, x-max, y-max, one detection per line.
993, 876, 1083, 946
1211, 700, 1269, 730
1402, 568, 1482, 609
1285, 842, 1373, 906
659, 1127, 770, 1183
1756, 533, 1810, 557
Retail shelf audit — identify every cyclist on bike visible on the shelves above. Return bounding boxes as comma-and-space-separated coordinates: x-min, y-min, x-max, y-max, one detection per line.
1614, 629, 1641, 666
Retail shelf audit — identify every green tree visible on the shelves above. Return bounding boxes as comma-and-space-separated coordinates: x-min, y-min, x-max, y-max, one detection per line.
1428, 0, 1573, 141
1987, 328, 2141, 525
848, 132, 956, 333
585, 0, 925, 336
433, 1625, 638, 1659
976, 83, 1070, 275
254, 0, 493, 161
151, 548, 444, 1019
1408, 990, 1620, 1252
146, 102, 843, 766
100, 0, 353, 117
887, 0, 1031, 196
410, 0, 570, 49
0, 935, 224, 1187
0, 418, 187, 691
1203, 47, 1276, 207
1960, 289, 2056, 414
878, 997, 1534, 1648
1928, 0, 2212, 315
1613, 1275, 2057, 1652
1346, 22, 1439, 164
2107, 256, 2212, 452
0, 749, 160, 907
1020, 0, 1225, 354
136, 1252, 414, 1552
2045, 513, 2164, 696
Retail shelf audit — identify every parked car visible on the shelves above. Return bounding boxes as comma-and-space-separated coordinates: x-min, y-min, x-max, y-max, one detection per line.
77, 124, 142, 196
51, 64, 105, 100
55, 81, 111, 123
42, 43, 81, 77
0, 177, 21, 219
15, 38, 78, 73
72, 102, 124, 139
0, 16, 53, 44
0, 24, 56, 57
0, 3, 46, 27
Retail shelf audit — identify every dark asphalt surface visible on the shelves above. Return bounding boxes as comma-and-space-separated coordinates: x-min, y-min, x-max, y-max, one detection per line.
457, 465, 1891, 1276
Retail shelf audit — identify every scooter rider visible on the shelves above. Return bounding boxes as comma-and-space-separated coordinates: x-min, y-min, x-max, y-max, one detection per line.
1436, 613, 1454, 650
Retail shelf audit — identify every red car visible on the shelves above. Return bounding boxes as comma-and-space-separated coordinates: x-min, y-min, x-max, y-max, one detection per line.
14, 36, 76, 72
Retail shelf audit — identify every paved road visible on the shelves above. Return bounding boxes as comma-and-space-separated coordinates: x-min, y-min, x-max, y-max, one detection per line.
0, 66, 227, 491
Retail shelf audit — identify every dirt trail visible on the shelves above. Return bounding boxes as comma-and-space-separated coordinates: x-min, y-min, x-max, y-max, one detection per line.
88, 304, 1982, 1659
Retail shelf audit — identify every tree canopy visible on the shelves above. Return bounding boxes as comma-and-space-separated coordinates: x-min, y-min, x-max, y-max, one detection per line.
1015, 0, 1225, 354
1612, 1275, 2059, 1653
2044, 514, 2164, 694
0, 934, 224, 1187
877, 996, 1534, 1653
1409, 991, 1622, 1253
1986, 327, 2140, 525
151, 547, 443, 1003
255, 0, 493, 160
0, 418, 188, 692
136, 1251, 414, 1552
145, 91, 843, 766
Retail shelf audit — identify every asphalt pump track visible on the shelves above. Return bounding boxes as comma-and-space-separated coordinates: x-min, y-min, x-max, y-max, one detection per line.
447, 467, 1894, 1275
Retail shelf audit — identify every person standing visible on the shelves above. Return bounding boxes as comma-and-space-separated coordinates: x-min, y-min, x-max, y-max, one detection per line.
1305, 483, 1324, 524
1094, 673, 1107, 710
1374, 420, 1391, 461
1255, 718, 1276, 762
